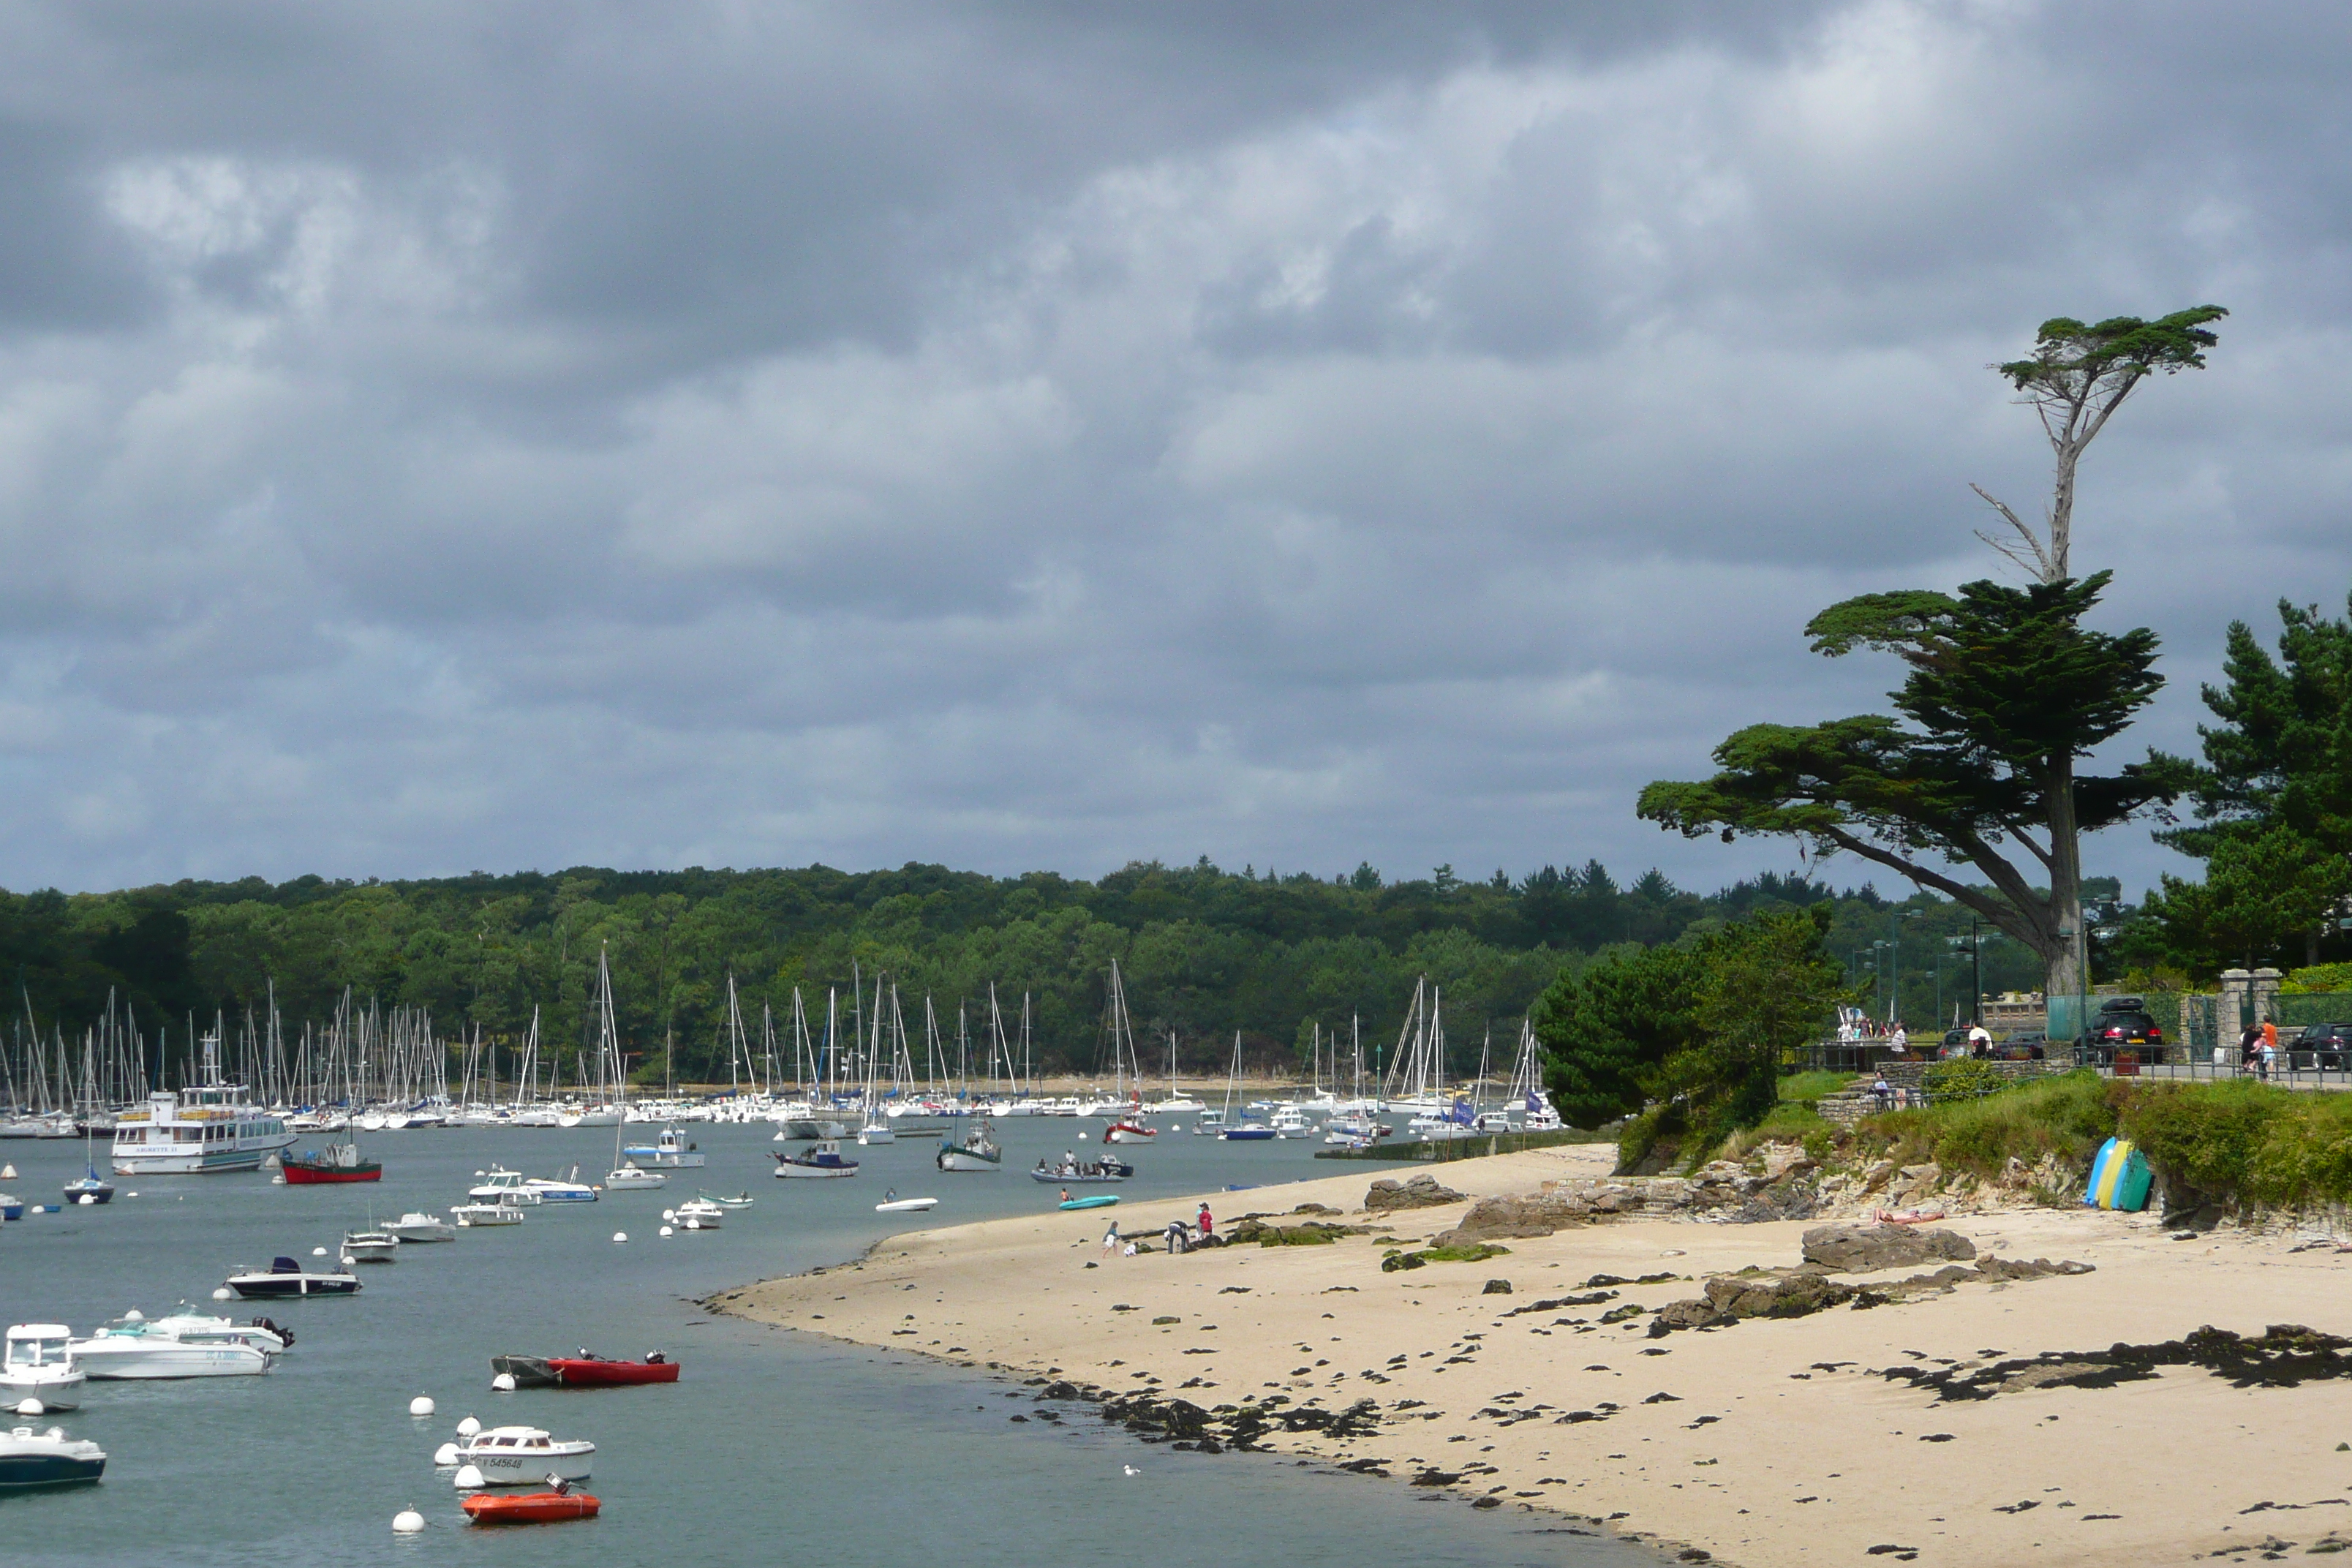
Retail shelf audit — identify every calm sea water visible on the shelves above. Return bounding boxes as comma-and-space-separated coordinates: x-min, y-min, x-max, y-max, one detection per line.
1, 1117, 1656, 1567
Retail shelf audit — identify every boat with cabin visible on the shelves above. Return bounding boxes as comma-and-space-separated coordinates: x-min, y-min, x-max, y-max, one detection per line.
453, 1201, 525, 1227
70, 1315, 274, 1376
935, 1119, 1002, 1171
341, 1229, 399, 1263
223, 1256, 361, 1299
385, 1211, 455, 1243
280, 1139, 380, 1183
620, 1127, 704, 1168
1, 1325, 83, 1392
108, 1033, 295, 1174
454, 1424, 595, 1484
774, 1139, 860, 1178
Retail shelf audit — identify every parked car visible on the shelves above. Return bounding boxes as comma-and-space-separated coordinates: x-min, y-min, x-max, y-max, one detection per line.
2079, 998, 2163, 1066
1940, 1028, 1972, 1056
2291, 1022, 2352, 1071
1991, 1030, 2046, 1062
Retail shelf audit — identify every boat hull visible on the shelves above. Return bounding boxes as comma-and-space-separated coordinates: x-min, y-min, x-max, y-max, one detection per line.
0, 1451, 105, 1488
225, 1273, 360, 1299
464, 1489, 599, 1524
282, 1159, 381, 1184
459, 1447, 593, 1485
935, 1149, 1000, 1172
773, 1157, 859, 1178
546, 1357, 679, 1387
1058, 1195, 1119, 1210
73, 1341, 271, 1379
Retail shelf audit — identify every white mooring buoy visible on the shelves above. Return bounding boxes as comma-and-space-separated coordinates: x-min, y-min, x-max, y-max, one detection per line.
452, 1464, 485, 1490
490, 1372, 517, 1392
658, 1224, 674, 1238
392, 1509, 425, 1534
612, 1231, 628, 1243
433, 1441, 459, 1466
455, 1414, 480, 1438
409, 1395, 436, 1417
211, 1288, 233, 1301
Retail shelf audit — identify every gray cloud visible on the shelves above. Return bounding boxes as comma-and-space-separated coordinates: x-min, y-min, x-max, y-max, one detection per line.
0, 0, 2342, 898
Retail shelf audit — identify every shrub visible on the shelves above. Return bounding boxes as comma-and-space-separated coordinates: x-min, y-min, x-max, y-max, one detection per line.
1921, 1059, 2008, 1101
2119, 1080, 2352, 1210
1855, 1070, 2116, 1183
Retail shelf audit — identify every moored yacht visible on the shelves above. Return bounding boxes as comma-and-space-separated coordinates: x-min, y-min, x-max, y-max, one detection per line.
71, 1316, 274, 1376
223, 1256, 361, 1300
774, 1139, 859, 1178
0, 1425, 105, 1489
385, 1212, 456, 1243
619, 1127, 704, 1168
935, 1120, 1002, 1171
1, 1325, 83, 1392
341, 1229, 399, 1263
453, 1425, 595, 1485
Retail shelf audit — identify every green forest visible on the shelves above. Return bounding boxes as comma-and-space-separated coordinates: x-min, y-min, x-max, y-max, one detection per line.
0, 858, 2046, 1089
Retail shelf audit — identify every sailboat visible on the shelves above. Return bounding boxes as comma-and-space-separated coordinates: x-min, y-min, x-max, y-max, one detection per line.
1217, 1033, 1274, 1140
855, 974, 895, 1145
1099, 962, 1156, 1143
596, 951, 668, 1190
64, 1127, 116, 1204
1507, 1017, 1561, 1131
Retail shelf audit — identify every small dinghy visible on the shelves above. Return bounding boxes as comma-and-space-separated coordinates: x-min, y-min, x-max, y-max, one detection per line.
1058, 1194, 1119, 1211
875, 1195, 938, 1213
462, 1485, 600, 1525
701, 1191, 754, 1210
0, 1424, 105, 1490
224, 1256, 361, 1299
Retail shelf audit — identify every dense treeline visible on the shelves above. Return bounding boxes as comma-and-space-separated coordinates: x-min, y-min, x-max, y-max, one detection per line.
3, 859, 1918, 1088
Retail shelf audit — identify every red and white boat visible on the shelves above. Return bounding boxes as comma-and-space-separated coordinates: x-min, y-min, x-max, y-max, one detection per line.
463, 1488, 600, 1525
1104, 1115, 1156, 1143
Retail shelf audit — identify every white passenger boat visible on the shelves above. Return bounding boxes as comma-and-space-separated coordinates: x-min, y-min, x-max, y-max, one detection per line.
603, 1164, 668, 1189
1, 1325, 84, 1392
454, 1425, 595, 1485
671, 1197, 723, 1228
143, 1311, 292, 1353
453, 1201, 525, 1227
108, 1035, 295, 1175
385, 1212, 456, 1243
70, 1319, 274, 1377
1268, 1104, 1316, 1139
0, 1424, 106, 1489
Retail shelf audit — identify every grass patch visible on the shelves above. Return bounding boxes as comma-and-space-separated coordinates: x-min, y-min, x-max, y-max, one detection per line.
2119, 1080, 2352, 1211
1855, 1070, 2116, 1183
1777, 1070, 1853, 1105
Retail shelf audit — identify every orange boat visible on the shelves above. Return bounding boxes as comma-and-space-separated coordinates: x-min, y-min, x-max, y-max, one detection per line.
462, 1489, 601, 1525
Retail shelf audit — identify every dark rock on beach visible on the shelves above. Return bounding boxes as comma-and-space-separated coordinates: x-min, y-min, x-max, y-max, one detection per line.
1365, 1174, 1466, 1211
1801, 1223, 1977, 1272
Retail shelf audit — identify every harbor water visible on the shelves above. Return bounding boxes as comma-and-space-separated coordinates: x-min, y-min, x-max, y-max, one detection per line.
1, 1119, 1657, 1566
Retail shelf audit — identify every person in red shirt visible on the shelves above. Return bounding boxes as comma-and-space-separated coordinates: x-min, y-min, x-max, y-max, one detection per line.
1196, 1202, 1213, 1239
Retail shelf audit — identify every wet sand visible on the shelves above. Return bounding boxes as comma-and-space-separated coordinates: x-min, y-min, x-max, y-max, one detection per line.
714, 1145, 2352, 1567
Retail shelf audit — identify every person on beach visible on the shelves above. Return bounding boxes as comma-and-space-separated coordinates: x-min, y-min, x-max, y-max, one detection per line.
1197, 1202, 1213, 1239
1103, 1219, 1120, 1254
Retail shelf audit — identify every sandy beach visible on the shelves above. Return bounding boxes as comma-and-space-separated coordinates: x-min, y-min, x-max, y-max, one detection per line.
713, 1147, 2352, 1567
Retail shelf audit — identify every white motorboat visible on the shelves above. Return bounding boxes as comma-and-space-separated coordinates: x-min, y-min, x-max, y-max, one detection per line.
341, 1229, 399, 1263
385, 1212, 456, 1243
224, 1256, 361, 1300
1268, 1104, 1315, 1139
453, 1201, 525, 1227
468, 1168, 541, 1204
524, 1168, 598, 1203
603, 1164, 668, 1190
619, 1126, 705, 1169
699, 1191, 754, 1209
1189, 1109, 1226, 1137
854, 1114, 895, 1146
143, 1311, 292, 1353
454, 1425, 595, 1485
0, 1424, 105, 1489
672, 1197, 724, 1228
70, 1319, 273, 1378
1, 1325, 83, 1392
875, 1195, 938, 1213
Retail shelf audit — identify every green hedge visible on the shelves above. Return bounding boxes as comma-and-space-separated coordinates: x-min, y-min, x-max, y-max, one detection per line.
2118, 1080, 2352, 1211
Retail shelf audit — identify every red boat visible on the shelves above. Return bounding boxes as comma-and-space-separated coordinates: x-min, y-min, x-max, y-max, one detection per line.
546, 1354, 680, 1387
463, 1488, 601, 1525
279, 1145, 381, 1184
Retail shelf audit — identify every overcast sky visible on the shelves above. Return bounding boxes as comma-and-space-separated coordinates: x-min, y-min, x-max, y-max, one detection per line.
0, 1, 2342, 898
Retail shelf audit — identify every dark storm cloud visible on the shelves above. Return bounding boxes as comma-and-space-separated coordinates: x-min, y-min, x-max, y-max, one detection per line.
0, 0, 2342, 897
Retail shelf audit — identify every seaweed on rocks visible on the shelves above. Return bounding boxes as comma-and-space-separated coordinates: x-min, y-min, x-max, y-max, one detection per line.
1877, 1324, 2352, 1402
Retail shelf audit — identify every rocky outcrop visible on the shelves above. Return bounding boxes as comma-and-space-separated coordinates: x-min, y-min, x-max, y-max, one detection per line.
1432, 1191, 1594, 1243
1364, 1173, 1466, 1211
1646, 1253, 2095, 1335
1801, 1222, 1977, 1272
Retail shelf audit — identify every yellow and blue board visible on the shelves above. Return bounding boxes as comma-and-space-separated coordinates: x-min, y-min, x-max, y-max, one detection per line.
2084, 1137, 2152, 1212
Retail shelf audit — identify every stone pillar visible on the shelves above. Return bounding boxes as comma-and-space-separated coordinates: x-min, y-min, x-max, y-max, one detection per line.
2252, 968, 2283, 1025
2219, 969, 2252, 1038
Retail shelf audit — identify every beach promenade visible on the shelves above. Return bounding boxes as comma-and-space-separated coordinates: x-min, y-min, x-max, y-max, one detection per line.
717, 1145, 2352, 1567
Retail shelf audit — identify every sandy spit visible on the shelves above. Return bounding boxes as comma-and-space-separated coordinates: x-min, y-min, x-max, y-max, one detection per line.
711, 1145, 2352, 1568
